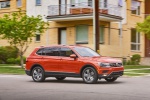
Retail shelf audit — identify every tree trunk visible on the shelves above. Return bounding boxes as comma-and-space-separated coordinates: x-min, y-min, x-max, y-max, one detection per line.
20, 55, 24, 68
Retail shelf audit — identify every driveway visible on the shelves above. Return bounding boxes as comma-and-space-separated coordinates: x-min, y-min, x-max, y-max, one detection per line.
0, 75, 150, 100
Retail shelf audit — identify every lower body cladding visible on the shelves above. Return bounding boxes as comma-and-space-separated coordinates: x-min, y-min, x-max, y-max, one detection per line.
25, 70, 123, 79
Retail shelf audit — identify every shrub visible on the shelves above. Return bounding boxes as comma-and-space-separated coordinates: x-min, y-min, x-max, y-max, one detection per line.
15, 56, 26, 65
131, 54, 141, 64
6, 58, 16, 64
126, 60, 139, 65
0, 46, 18, 63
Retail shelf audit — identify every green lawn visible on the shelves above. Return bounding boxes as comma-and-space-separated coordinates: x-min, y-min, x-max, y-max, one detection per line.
128, 69, 150, 73
0, 65, 25, 75
124, 65, 150, 76
124, 65, 150, 69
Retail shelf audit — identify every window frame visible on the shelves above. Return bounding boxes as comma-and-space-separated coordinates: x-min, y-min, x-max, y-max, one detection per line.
16, 0, 22, 7
35, 0, 41, 6
0, 0, 10, 9
131, 0, 141, 15
88, 0, 92, 7
35, 34, 41, 42
131, 29, 141, 51
100, 26, 105, 44
76, 25, 89, 44
99, 0, 108, 9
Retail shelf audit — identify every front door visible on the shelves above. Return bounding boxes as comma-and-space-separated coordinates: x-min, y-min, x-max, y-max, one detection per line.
145, 36, 150, 57
59, 47, 81, 74
58, 28, 67, 45
59, 0, 66, 15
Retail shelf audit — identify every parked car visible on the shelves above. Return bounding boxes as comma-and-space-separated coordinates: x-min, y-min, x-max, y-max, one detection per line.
25, 45, 124, 84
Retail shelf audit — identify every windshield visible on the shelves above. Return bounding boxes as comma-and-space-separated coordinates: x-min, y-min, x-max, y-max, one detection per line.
74, 47, 100, 57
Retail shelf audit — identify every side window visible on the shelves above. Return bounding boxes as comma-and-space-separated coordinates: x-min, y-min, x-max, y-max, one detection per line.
43, 47, 59, 56
60, 47, 74, 57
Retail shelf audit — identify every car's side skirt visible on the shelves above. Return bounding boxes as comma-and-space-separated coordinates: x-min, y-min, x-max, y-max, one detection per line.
45, 71, 81, 77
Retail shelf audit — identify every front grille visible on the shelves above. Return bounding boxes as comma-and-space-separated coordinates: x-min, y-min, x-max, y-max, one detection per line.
110, 63, 123, 67
109, 71, 124, 77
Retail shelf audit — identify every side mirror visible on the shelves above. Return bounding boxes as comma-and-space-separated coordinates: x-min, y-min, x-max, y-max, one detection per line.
70, 54, 77, 59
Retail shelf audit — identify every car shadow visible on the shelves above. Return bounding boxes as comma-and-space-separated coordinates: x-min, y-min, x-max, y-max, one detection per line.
28, 78, 125, 85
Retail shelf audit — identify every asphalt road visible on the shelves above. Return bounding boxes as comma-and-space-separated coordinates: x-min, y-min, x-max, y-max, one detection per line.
0, 75, 150, 100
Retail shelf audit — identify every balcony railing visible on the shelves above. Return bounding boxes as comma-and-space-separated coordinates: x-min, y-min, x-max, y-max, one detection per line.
48, 2, 121, 17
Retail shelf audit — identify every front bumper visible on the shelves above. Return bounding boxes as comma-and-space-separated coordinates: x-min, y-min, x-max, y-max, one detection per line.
98, 71, 124, 78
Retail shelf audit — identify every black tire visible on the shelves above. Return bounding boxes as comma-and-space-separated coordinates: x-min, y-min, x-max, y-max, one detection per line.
55, 77, 66, 80
32, 66, 45, 82
105, 77, 117, 82
82, 67, 98, 84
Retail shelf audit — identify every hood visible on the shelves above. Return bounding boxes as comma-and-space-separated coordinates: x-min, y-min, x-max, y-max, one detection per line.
82, 56, 122, 63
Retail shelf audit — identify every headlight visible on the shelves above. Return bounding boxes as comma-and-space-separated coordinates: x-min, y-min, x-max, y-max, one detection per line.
98, 62, 111, 68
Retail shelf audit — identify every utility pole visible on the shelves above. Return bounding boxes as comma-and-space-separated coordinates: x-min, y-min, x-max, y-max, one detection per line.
93, 0, 100, 52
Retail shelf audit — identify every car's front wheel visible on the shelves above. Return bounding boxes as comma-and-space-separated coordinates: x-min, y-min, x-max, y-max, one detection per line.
32, 66, 45, 82
55, 77, 66, 80
82, 67, 98, 84
105, 77, 117, 82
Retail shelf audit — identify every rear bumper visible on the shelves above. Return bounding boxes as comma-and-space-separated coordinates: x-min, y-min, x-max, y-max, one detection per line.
25, 70, 31, 76
98, 71, 124, 78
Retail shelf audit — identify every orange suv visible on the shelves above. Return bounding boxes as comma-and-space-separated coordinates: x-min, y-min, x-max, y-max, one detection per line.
25, 45, 124, 84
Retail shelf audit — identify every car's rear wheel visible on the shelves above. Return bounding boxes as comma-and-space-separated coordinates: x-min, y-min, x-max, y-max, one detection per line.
32, 66, 45, 82
105, 77, 117, 82
55, 77, 66, 80
82, 67, 98, 84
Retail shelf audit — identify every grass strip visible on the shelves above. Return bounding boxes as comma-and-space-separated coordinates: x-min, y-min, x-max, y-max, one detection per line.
125, 70, 150, 73
124, 65, 150, 69
0, 67, 25, 75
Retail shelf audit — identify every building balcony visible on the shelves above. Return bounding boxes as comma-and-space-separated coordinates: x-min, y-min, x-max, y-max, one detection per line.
47, 2, 123, 22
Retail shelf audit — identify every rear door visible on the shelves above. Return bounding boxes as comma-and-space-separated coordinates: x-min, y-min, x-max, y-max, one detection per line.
41, 47, 61, 72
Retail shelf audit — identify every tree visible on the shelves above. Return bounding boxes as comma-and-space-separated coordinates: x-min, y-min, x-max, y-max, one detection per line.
136, 16, 150, 39
0, 10, 49, 68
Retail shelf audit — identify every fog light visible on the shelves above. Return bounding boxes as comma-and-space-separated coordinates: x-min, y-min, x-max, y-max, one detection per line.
103, 74, 108, 77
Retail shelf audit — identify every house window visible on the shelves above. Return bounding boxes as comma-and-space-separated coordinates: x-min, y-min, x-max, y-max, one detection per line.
131, 29, 140, 51
0, 0, 10, 9
118, 0, 123, 7
71, 0, 91, 7
131, 0, 141, 15
100, 26, 105, 44
100, 0, 107, 8
17, 0, 22, 7
35, 34, 41, 42
88, 0, 92, 7
36, 0, 41, 6
71, 0, 75, 7
76, 25, 88, 44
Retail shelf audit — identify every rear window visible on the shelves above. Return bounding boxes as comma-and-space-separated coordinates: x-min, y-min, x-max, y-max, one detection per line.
36, 48, 43, 55
36, 47, 60, 56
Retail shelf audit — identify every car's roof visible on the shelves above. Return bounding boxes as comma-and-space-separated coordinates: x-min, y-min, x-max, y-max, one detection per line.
36, 45, 87, 49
